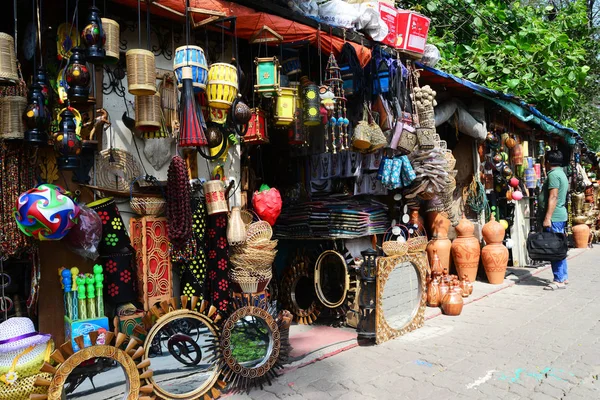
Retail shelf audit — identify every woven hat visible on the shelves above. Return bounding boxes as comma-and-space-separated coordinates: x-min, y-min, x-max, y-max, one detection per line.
0, 318, 50, 354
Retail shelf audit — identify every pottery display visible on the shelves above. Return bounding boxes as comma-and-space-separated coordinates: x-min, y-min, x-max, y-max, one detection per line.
439, 279, 449, 302
572, 223, 590, 248
459, 277, 471, 298
426, 211, 452, 274
481, 214, 508, 284
451, 216, 481, 282
430, 249, 443, 278
426, 278, 440, 307
441, 283, 463, 316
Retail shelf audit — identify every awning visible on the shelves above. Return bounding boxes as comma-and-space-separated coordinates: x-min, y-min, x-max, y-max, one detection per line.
416, 62, 582, 147
116, 0, 372, 67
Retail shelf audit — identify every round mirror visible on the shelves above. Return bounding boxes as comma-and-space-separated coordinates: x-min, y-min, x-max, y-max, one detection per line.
144, 310, 221, 399
314, 250, 349, 308
221, 306, 280, 379
62, 357, 128, 398
381, 261, 421, 330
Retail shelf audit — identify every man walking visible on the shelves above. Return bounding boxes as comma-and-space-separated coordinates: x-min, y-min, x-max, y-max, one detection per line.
538, 150, 569, 290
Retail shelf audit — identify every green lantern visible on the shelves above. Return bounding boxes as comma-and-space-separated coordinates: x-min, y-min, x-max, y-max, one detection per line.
254, 56, 281, 97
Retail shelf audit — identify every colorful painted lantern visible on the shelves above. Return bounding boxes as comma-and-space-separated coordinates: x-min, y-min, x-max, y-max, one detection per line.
274, 87, 297, 126
174, 45, 208, 93
252, 184, 282, 226
66, 47, 91, 102
81, 6, 106, 63
14, 184, 80, 240
243, 108, 268, 145
23, 83, 51, 145
301, 80, 321, 126
254, 57, 281, 97
53, 108, 82, 170
207, 63, 238, 109
34, 67, 52, 106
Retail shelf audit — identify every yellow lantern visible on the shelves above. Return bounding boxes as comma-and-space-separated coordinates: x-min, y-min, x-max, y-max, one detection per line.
274, 87, 297, 126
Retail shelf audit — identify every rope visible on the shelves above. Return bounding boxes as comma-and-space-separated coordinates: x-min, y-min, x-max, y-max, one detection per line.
466, 176, 488, 215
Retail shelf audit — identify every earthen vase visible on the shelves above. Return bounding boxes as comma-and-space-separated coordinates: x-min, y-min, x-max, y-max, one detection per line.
572, 224, 590, 248
481, 214, 508, 284
430, 249, 444, 279
441, 284, 464, 316
439, 279, 449, 301
451, 216, 481, 282
426, 211, 452, 273
427, 278, 440, 307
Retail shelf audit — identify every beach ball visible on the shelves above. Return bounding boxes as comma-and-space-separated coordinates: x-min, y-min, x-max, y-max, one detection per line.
14, 184, 80, 240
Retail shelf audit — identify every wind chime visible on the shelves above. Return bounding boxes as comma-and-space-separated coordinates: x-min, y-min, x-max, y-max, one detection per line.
323, 52, 348, 153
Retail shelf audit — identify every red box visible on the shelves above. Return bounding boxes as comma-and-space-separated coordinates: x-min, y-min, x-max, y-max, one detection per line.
396, 11, 430, 56
378, 2, 398, 47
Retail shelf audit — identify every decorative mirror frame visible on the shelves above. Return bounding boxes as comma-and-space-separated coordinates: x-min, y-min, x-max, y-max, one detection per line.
314, 250, 350, 309
32, 331, 153, 400
375, 252, 428, 345
281, 253, 321, 324
133, 295, 227, 400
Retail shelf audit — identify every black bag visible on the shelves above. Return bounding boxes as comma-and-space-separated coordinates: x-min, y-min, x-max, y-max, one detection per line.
526, 231, 568, 261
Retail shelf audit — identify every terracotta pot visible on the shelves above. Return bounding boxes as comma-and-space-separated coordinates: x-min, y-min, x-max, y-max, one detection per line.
427, 278, 440, 307
481, 243, 508, 284
427, 211, 451, 239
427, 238, 452, 274
482, 214, 505, 244
439, 279, 449, 302
451, 216, 481, 282
430, 249, 444, 278
460, 278, 470, 298
572, 224, 590, 248
441, 285, 463, 316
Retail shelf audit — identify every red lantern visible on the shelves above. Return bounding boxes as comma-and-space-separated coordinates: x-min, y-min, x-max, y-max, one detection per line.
252, 185, 282, 226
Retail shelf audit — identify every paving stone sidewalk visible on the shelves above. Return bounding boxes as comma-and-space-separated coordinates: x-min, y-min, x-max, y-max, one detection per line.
231, 248, 600, 400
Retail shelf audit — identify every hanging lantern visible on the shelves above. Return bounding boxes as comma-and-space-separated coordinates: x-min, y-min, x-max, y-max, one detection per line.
34, 67, 52, 106
206, 62, 238, 109
243, 108, 268, 145
282, 57, 302, 76
373, 60, 390, 94
174, 45, 208, 93
301, 79, 321, 126
23, 83, 50, 145
53, 108, 82, 170
101, 18, 120, 64
288, 97, 305, 145
179, 66, 207, 147
66, 47, 91, 102
512, 143, 524, 166
274, 87, 297, 126
81, 6, 106, 64
135, 93, 161, 135
0, 33, 18, 85
126, 49, 157, 95
254, 57, 281, 97
0, 96, 26, 139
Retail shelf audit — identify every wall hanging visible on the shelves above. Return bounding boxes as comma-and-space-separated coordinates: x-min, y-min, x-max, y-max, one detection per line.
81, 5, 106, 64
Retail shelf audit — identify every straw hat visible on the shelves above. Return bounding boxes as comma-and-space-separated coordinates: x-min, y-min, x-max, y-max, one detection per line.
0, 318, 50, 354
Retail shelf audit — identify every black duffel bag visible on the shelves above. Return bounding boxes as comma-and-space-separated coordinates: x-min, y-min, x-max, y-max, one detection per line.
526, 230, 568, 261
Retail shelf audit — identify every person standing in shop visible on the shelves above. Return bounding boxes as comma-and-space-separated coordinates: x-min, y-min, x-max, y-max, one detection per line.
538, 149, 569, 290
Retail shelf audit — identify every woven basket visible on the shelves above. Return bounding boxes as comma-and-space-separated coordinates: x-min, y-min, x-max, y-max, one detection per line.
0, 372, 52, 399
130, 196, 166, 216
0, 33, 18, 84
230, 251, 277, 270
135, 93, 161, 133
246, 221, 273, 242
229, 268, 272, 293
126, 49, 156, 96
96, 148, 141, 192
0, 96, 26, 139
418, 110, 435, 128
240, 209, 255, 227
407, 236, 428, 253
382, 241, 408, 257
102, 18, 120, 64
250, 239, 278, 252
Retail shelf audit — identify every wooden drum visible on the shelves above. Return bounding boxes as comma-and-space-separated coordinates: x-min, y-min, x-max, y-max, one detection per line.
204, 180, 228, 215
207, 63, 238, 110
174, 45, 208, 92
126, 49, 157, 95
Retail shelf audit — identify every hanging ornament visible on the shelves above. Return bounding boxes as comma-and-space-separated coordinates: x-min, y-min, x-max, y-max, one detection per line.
300, 77, 321, 127
324, 52, 346, 153
179, 66, 207, 147
53, 108, 82, 170
174, 45, 208, 93
274, 87, 297, 126
23, 83, 50, 145
65, 47, 91, 102
254, 56, 281, 98
81, 6, 106, 64
34, 67, 51, 106
207, 62, 239, 109
101, 18, 120, 64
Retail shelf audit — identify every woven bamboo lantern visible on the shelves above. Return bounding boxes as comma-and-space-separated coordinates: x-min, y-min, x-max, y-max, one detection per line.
0, 96, 26, 139
227, 207, 247, 246
126, 49, 156, 95
274, 87, 297, 126
0, 33, 18, 85
101, 18, 120, 64
135, 93, 161, 134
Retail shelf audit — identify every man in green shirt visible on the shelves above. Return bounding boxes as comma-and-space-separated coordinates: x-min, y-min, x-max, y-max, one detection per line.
537, 150, 569, 290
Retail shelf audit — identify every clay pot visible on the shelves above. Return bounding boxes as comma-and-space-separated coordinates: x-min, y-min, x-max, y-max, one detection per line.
426, 211, 452, 273
439, 279, 449, 302
572, 224, 590, 248
441, 284, 463, 316
482, 214, 508, 284
427, 238, 452, 274
430, 249, 443, 278
408, 208, 425, 231
459, 278, 470, 298
451, 216, 481, 282
427, 278, 440, 307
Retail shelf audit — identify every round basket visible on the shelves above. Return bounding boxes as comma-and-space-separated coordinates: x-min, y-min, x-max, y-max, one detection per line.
0, 33, 18, 85
249, 239, 278, 252
382, 225, 409, 256
96, 148, 141, 192
130, 196, 166, 216
230, 250, 277, 270
407, 236, 428, 253
240, 210, 254, 227
229, 267, 272, 294
246, 221, 273, 243
0, 96, 26, 139
135, 92, 161, 133
126, 49, 156, 95
101, 18, 120, 64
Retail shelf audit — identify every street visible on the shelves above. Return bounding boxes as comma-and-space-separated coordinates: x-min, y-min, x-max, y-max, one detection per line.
232, 247, 600, 400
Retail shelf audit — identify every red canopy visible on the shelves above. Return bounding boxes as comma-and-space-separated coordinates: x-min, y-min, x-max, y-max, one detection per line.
117, 0, 372, 67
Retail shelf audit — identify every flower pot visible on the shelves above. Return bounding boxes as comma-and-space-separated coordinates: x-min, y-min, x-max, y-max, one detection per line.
572, 224, 590, 248
451, 216, 481, 282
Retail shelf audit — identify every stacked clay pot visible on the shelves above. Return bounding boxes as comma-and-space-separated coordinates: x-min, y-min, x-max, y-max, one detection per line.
451, 216, 481, 282
426, 211, 451, 274
481, 214, 508, 284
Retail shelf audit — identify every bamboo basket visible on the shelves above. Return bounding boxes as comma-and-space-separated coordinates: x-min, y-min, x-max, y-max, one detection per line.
0, 33, 18, 85
135, 93, 161, 133
126, 49, 156, 95
382, 225, 409, 256
0, 96, 26, 139
246, 221, 273, 243
102, 18, 120, 64
130, 196, 166, 216
229, 267, 272, 294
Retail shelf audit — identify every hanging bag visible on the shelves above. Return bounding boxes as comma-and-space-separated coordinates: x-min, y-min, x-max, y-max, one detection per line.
352, 103, 372, 150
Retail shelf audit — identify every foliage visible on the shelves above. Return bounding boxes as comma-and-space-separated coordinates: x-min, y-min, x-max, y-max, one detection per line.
400, 0, 600, 150
230, 322, 269, 363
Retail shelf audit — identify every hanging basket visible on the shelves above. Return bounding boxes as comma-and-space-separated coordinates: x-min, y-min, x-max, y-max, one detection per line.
125, 49, 156, 95
0, 96, 26, 139
102, 18, 120, 64
206, 62, 238, 109
96, 148, 141, 192
135, 92, 161, 133
0, 33, 18, 85
129, 177, 166, 216
382, 225, 409, 256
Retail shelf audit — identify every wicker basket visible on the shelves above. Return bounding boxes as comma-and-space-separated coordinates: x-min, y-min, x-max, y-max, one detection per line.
130, 196, 166, 216
382, 241, 408, 257
246, 221, 273, 242
126, 49, 157, 96
240, 209, 255, 227
102, 18, 120, 64
135, 93, 161, 133
0, 96, 26, 139
0, 33, 18, 84
229, 268, 272, 294
407, 236, 428, 253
